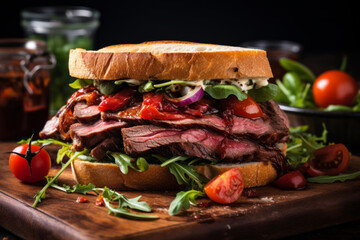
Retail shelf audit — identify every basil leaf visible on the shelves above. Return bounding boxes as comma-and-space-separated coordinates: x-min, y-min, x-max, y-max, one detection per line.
168, 190, 204, 216
69, 79, 93, 89
248, 83, 279, 102
307, 171, 360, 183
204, 85, 247, 100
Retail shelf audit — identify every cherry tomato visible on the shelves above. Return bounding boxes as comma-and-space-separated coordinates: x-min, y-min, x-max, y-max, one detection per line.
9, 144, 51, 183
224, 95, 263, 118
313, 70, 359, 108
274, 170, 306, 190
204, 167, 244, 204
307, 143, 350, 177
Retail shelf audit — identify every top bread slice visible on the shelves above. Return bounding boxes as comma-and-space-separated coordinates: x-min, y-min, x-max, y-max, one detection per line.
69, 40, 273, 81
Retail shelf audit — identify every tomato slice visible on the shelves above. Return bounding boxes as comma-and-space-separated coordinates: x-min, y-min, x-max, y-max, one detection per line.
204, 167, 244, 204
307, 143, 350, 177
223, 95, 263, 118
275, 170, 306, 190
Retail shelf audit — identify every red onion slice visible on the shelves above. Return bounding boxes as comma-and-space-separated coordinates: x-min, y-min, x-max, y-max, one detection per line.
165, 85, 204, 107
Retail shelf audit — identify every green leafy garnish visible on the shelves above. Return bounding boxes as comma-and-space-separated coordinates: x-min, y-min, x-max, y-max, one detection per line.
279, 58, 316, 82
49, 182, 158, 220
307, 171, 360, 183
108, 152, 148, 174
69, 79, 93, 89
204, 84, 247, 100
33, 150, 87, 207
286, 124, 328, 168
168, 190, 205, 216
275, 72, 314, 108
248, 83, 279, 102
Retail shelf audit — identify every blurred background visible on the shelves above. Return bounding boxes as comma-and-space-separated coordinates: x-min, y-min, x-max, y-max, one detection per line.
1, 0, 359, 78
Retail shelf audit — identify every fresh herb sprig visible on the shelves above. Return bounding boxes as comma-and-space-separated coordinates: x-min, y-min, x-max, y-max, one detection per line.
49, 181, 158, 220
307, 171, 360, 184
286, 124, 328, 168
168, 190, 205, 216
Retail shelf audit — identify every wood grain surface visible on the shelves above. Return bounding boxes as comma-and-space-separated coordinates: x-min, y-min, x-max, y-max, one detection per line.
1, 142, 360, 240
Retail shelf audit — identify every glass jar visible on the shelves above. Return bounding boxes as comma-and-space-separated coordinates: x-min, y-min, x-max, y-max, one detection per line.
21, 6, 100, 114
0, 39, 55, 140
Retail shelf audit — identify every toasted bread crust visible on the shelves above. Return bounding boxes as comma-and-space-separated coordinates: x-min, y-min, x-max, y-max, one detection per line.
69, 41, 273, 81
71, 159, 277, 190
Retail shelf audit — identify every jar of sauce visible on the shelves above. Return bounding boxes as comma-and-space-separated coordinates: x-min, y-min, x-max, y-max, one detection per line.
0, 39, 55, 140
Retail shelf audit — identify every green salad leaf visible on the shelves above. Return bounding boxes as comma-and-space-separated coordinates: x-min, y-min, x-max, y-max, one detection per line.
69, 79, 93, 89
307, 171, 360, 183
248, 83, 279, 102
204, 84, 247, 100
279, 58, 316, 82
286, 124, 328, 168
168, 190, 205, 216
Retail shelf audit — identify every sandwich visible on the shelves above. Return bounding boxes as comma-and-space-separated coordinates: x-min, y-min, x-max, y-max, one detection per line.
39, 40, 290, 191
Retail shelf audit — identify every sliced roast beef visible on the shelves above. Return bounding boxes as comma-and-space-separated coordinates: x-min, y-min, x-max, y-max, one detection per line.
91, 137, 123, 160
74, 102, 100, 123
70, 120, 127, 151
259, 100, 289, 142
39, 106, 65, 140
39, 115, 60, 139
122, 125, 259, 162
103, 101, 289, 144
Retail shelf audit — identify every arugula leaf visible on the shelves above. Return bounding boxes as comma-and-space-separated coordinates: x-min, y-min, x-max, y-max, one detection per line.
33, 150, 88, 207
286, 124, 328, 168
168, 162, 207, 189
50, 181, 98, 195
204, 85, 247, 100
101, 187, 158, 220
69, 79, 93, 89
108, 152, 148, 174
248, 83, 279, 102
307, 171, 360, 183
168, 190, 204, 216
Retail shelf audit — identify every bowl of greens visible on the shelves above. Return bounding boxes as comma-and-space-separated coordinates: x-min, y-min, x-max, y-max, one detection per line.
274, 58, 360, 155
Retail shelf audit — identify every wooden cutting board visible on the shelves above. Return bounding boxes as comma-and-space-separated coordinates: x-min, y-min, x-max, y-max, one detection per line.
1, 142, 360, 240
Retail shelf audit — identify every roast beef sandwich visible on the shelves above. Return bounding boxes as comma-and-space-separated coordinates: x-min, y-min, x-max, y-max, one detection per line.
39, 41, 290, 190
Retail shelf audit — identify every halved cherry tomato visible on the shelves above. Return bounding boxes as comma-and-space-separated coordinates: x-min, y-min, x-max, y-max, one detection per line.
307, 143, 350, 177
9, 144, 51, 183
275, 170, 306, 190
204, 167, 244, 204
313, 70, 359, 108
224, 95, 263, 118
